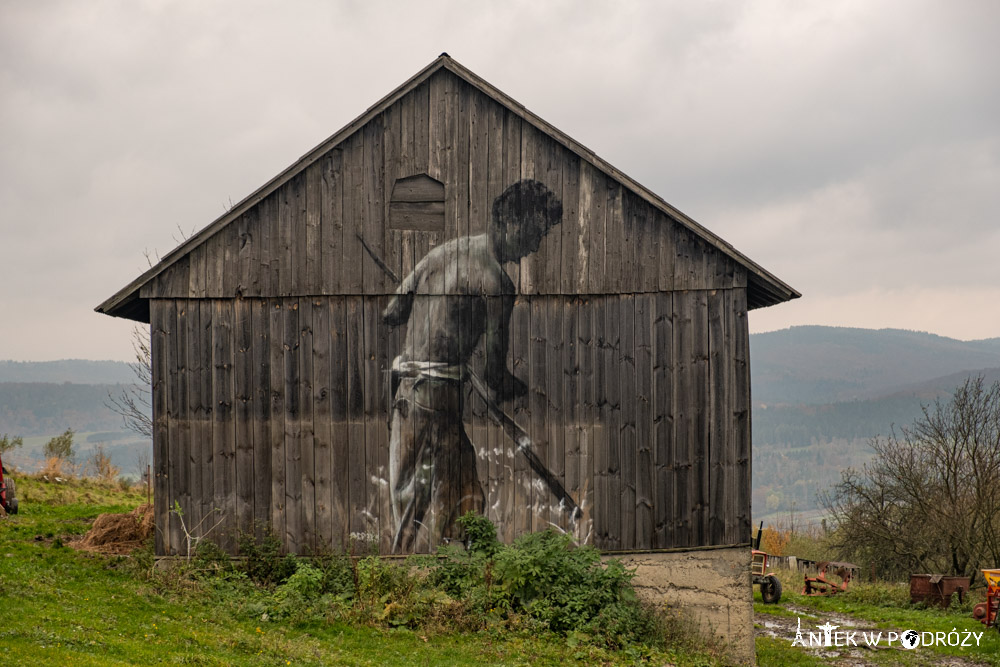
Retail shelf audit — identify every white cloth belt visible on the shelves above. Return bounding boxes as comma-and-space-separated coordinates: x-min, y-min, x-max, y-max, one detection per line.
391, 357, 466, 382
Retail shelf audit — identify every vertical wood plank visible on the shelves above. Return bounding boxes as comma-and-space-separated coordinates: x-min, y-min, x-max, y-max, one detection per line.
277, 182, 294, 297
321, 149, 344, 294
313, 298, 333, 551
601, 295, 622, 549
298, 300, 316, 553
171, 300, 189, 554
221, 220, 236, 297
150, 302, 170, 556
707, 289, 728, 546
428, 70, 447, 183
576, 296, 596, 545
374, 296, 392, 553
559, 155, 581, 294
634, 294, 654, 550
573, 161, 594, 294
251, 299, 272, 541
592, 296, 609, 548
235, 298, 254, 540
618, 294, 637, 550
562, 297, 580, 533
291, 173, 308, 295
502, 110, 522, 290
542, 298, 564, 533
517, 124, 539, 294
268, 299, 286, 547
283, 300, 302, 553
189, 301, 208, 543
212, 300, 235, 552
383, 102, 404, 282
693, 291, 710, 546
619, 192, 639, 295
346, 298, 367, 548
343, 134, 365, 295
413, 80, 431, 174
604, 182, 624, 294
732, 288, 751, 544
672, 292, 693, 547
258, 194, 274, 296
189, 244, 207, 298
305, 164, 322, 295
634, 199, 661, 293
655, 212, 675, 292
330, 297, 350, 550
584, 166, 607, 294
361, 298, 381, 547
469, 85, 489, 237
525, 297, 547, 540
238, 208, 256, 296
362, 116, 386, 294
653, 292, 674, 548
486, 97, 507, 534
199, 302, 215, 536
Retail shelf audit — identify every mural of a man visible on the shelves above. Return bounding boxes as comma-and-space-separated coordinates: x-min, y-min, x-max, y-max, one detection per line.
383, 179, 563, 553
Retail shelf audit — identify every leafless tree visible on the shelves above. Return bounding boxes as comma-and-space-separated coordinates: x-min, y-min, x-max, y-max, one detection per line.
823, 376, 1000, 583
106, 326, 153, 438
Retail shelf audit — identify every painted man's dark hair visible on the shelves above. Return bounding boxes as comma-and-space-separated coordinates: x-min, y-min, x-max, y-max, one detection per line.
491, 179, 563, 231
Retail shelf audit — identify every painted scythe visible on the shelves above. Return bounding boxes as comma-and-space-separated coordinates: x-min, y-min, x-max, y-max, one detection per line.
358, 234, 583, 522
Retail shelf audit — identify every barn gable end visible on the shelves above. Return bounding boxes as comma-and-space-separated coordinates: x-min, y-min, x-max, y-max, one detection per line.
98, 56, 798, 562
137, 74, 751, 302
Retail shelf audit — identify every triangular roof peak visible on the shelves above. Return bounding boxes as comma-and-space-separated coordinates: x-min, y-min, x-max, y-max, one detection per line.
97, 54, 798, 320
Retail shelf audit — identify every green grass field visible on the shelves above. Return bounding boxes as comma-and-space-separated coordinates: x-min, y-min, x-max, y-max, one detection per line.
753, 564, 1000, 665
0, 475, 731, 666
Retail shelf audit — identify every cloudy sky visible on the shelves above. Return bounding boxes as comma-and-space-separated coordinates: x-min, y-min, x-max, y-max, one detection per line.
2, 0, 997, 361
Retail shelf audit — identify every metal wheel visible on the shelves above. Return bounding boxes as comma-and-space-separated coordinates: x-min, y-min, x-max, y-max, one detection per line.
761, 574, 783, 604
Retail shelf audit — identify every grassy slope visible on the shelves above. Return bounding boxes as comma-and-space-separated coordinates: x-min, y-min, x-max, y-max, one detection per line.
753, 567, 1000, 666
0, 477, 727, 666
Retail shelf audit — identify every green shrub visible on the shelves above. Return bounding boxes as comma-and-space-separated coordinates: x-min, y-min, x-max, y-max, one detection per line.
312, 549, 355, 598
491, 530, 637, 636
458, 511, 501, 556
193, 539, 232, 576
237, 527, 298, 586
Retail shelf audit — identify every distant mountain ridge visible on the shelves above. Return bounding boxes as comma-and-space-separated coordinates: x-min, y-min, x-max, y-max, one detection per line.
749, 326, 1000, 516
750, 326, 1000, 406
0, 360, 135, 385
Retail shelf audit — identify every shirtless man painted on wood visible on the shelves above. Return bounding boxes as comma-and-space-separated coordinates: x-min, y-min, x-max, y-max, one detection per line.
383, 179, 563, 553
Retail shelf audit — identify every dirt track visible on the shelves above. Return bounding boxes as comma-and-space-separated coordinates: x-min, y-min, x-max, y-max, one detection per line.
755, 604, 988, 666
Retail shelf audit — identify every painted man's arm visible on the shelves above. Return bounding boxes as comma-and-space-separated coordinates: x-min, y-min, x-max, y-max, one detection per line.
383, 270, 417, 326
484, 292, 526, 400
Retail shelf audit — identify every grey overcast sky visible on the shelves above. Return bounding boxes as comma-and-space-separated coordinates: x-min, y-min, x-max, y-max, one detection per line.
2, 0, 998, 361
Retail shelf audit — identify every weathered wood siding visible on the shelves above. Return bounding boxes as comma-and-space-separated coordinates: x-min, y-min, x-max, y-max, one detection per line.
139, 71, 747, 302
144, 67, 753, 556
149, 289, 750, 555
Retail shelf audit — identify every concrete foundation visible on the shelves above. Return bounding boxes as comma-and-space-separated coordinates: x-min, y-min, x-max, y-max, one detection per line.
606, 546, 754, 665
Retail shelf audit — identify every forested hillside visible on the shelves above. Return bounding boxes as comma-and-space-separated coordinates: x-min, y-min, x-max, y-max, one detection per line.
0, 382, 128, 436
750, 326, 1000, 405
750, 326, 1000, 517
0, 359, 134, 384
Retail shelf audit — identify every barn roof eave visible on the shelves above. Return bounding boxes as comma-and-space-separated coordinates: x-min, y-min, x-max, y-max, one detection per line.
95, 54, 798, 319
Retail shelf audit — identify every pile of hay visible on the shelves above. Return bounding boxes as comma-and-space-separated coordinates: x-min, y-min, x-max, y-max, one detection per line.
75, 503, 153, 554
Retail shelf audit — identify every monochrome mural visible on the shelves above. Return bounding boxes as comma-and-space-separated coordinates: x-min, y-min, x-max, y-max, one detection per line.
104, 64, 782, 559
377, 179, 568, 553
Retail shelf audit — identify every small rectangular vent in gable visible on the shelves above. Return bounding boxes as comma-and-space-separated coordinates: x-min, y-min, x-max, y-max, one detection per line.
389, 174, 445, 231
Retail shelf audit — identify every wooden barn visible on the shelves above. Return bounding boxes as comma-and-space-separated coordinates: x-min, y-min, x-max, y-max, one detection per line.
97, 55, 798, 560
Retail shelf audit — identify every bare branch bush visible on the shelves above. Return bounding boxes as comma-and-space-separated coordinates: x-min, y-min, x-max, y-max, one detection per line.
88, 443, 121, 484
106, 326, 153, 439
823, 376, 1000, 582
170, 501, 227, 561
